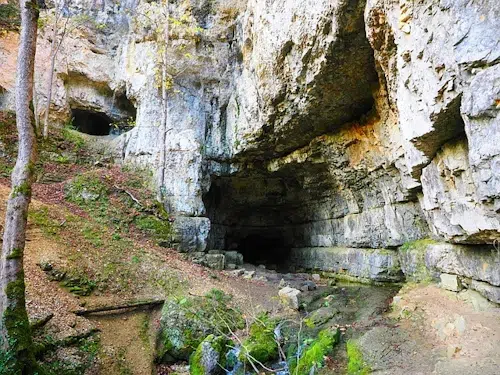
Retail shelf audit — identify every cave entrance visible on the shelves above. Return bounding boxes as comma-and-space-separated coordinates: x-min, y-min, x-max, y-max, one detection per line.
234, 233, 291, 269
203, 173, 307, 270
72, 109, 112, 136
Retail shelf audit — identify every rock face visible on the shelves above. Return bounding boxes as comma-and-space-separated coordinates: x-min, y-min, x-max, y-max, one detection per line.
1, 0, 499, 280
398, 240, 500, 303
288, 247, 403, 282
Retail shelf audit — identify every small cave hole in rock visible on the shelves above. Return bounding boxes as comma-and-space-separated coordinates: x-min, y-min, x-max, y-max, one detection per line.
72, 109, 112, 136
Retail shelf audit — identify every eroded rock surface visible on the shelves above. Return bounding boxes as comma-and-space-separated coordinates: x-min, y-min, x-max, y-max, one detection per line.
1, 0, 499, 282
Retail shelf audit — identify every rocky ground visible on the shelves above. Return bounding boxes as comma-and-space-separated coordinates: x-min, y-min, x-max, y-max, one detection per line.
0, 113, 499, 374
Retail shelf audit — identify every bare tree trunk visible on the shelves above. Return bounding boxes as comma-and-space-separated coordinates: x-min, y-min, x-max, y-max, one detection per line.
157, 0, 169, 202
0, 0, 40, 371
42, 23, 58, 139
43, 1, 69, 139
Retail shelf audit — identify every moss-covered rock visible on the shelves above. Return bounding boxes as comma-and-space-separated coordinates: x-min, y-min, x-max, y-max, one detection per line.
155, 289, 244, 363
346, 340, 371, 375
398, 239, 436, 282
239, 313, 279, 364
190, 335, 230, 375
289, 328, 340, 375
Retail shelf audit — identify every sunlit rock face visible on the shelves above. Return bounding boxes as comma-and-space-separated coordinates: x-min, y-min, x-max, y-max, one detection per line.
1, 0, 499, 262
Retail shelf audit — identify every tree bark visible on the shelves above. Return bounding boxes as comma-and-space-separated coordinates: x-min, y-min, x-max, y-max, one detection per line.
157, 0, 169, 202
0, 0, 40, 371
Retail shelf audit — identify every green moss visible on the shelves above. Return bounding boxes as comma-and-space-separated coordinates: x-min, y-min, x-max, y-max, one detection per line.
135, 215, 172, 245
139, 313, 151, 350
190, 335, 230, 375
60, 273, 96, 296
6, 248, 22, 260
29, 207, 61, 238
156, 289, 244, 363
399, 239, 437, 283
1, 272, 37, 374
61, 128, 85, 151
65, 173, 109, 207
37, 336, 100, 375
346, 340, 371, 375
289, 328, 340, 375
25, 161, 36, 175
12, 182, 31, 197
399, 238, 436, 253
239, 313, 278, 364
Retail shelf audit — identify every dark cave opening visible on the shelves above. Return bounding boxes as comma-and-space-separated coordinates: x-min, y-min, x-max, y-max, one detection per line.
72, 109, 112, 136
203, 173, 313, 269
233, 233, 291, 269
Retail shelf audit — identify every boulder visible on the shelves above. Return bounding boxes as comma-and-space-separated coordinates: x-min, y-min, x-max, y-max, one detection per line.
440, 274, 462, 292
279, 287, 302, 310
300, 281, 317, 292
205, 254, 225, 270
189, 335, 230, 375
156, 290, 243, 363
223, 251, 244, 266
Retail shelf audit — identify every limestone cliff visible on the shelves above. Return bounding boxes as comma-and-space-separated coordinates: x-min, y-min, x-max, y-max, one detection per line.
1, 0, 499, 294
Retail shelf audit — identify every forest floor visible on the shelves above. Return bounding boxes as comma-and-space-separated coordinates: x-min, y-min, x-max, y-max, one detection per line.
0, 112, 282, 374
0, 112, 499, 374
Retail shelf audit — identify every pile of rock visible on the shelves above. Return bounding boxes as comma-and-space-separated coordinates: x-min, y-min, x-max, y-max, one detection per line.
189, 250, 244, 271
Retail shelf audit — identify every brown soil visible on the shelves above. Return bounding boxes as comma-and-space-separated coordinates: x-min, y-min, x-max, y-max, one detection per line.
386, 284, 500, 374
0, 181, 281, 375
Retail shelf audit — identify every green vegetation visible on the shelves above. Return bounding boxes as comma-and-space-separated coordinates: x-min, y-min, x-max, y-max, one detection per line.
139, 313, 151, 350
65, 172, 109, 207
399, 239, 436, 283
289, 329, 340, 375
346, 340, 371, 375
135, 215, 172, 245
239, 313, 279, 364
0, 273, 37, 375
61, 128, 86, 151
37, 336, 100, 375
0, 0, 20, 32
60, 273, 96, 296
190, 335, 230, 375
399, 238, 436, 253
156, 289, 244, 363
29, 207, 62, 238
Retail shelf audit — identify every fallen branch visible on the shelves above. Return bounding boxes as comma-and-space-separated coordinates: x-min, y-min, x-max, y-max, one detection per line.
123, 188, 143, 208
30, 313, 54, 331
73, 299, 165, 316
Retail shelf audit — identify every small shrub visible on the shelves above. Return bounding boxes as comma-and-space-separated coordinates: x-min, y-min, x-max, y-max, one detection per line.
346, 340, 371, 375
289, 328, 340, 375
156, 289, 244, 363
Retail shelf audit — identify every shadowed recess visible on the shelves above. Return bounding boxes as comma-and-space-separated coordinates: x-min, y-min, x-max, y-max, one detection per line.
72, 109, 112, 136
